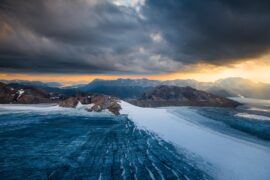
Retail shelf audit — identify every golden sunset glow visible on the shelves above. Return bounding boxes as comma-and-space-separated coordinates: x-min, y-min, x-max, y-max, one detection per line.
1, 58, 269, 85
153, 58, 270, 83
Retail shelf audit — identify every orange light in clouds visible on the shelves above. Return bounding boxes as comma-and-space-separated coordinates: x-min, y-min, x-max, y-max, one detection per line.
146, 59, 270, 83
0, 58, 270, 85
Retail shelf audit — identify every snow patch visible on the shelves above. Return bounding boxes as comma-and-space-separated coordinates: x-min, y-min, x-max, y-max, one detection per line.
236, 112, 270, 121
238, 94, 245, 98
230, 97, 270, 106
0, 104, 113, 117
76, 101, 94, 110
248, 107, 270, 112
119, 101, 270, 180
17, 89, 24, 99
76, 101, 114, 115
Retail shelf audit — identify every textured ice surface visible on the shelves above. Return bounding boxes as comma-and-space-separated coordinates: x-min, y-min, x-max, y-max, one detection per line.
0, 104, 209, 179
1, 100, 270, 180
120, 101, 270, 180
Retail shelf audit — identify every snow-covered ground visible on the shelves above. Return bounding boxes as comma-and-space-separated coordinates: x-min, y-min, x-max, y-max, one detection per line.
0, 104, 113, 117
1, 101, 270, 179
120, 101, 270, 180
236, 112, 270, 121
17, 89, 24, 99
230, 97, 270, 106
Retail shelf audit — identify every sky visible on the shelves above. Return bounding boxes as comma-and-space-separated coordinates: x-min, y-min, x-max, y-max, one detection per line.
0, 0, 270, 84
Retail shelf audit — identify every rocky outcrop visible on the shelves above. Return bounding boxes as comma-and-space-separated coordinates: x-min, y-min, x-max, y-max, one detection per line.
59, 94, 121, 115
1, 81, 240, 114
0, 82, 64, 104
130, 85, 241, 108
58, 97, 79, 107
0, 82, 17, 103
0, 82, 121, 115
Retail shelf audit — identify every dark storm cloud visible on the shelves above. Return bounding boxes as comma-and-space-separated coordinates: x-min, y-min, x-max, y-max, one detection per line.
0, 0, 158, 74
0, 0, 270, 74
143, 0, 270, 64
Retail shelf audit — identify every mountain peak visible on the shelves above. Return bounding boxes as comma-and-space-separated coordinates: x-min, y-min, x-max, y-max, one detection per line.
131, 85, 241, 107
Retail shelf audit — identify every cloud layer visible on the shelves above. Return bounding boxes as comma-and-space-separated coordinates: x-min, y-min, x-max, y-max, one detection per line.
0, 0, 270, 74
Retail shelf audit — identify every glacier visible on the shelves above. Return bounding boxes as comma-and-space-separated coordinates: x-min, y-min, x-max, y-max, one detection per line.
120, 101, 270, 180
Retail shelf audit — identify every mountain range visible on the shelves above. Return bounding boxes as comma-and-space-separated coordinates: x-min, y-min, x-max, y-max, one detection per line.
0, 82, 240, 114
1, 77, 270, 100
0, 80, 63, 88
69, 77, 270, 99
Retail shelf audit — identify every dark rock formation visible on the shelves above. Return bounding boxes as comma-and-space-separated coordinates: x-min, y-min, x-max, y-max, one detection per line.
1, 81, 240, 114
15, 88, 51, 104
0, 82, 121, 115
0, 82, 64, 104
59, 94, 121, 115
58, 97, 79, 107
130, 85, 241, 108
0, 82, 17, 103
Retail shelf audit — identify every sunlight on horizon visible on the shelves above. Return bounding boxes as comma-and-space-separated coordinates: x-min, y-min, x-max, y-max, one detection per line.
1, 61, 269, 86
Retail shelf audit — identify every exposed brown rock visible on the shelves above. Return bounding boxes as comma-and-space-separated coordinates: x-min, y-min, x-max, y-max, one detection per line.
130, 85, 241, 108
107, 102, 121, 115
58, 97, 79, 108
15, 88, 51, 104
0, 82, 60, 104
59, 94, 121, 115
0, 82, 17, 103
16, 94, 51, 104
